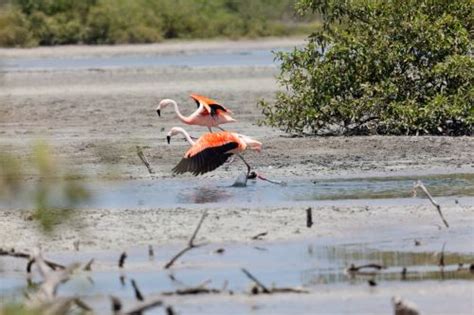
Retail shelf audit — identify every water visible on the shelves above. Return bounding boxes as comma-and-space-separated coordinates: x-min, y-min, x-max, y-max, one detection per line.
1, 49, 283, 72
1, 234, 473, 314
4, 173, 472, 210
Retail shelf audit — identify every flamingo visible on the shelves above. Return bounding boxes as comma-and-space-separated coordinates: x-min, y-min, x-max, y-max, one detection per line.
157, 94, 235, 132
166, 127, 261, 177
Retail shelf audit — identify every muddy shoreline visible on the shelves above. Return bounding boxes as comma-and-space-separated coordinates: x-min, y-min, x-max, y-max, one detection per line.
1, 39, 473, 315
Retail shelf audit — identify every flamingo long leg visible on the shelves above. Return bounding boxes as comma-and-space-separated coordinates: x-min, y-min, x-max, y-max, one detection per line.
236, 154, 252, 177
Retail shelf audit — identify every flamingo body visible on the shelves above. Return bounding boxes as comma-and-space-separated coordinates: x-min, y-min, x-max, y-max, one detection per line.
167, 127, 261, 176
157, 94, 236, 130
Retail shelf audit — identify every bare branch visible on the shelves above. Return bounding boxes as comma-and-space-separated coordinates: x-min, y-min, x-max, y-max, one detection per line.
118, 252, 127, 268
306, 207, 313, 228
413, 180, 449, 228
131, 279, 145, 301
241, 268, 271, 293
136, 145, 154, 175
164, 211, 208, 269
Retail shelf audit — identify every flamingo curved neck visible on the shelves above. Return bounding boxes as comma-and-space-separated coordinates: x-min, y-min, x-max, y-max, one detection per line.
170, 100, 192, 124
176, 128, 195, 145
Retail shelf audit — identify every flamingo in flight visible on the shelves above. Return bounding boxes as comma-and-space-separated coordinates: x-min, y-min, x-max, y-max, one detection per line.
166, 127, 261, 176
157, 94, 235, 132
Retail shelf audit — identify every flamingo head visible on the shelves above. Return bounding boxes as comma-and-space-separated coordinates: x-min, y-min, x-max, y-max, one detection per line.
166, 127, 184, 144
157, 99, 175, 117
237, 134, 262, 152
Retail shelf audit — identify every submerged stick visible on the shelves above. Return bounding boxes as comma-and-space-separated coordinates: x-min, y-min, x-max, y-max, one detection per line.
413, 180, 449, 228
241, 268, 271, 293
164, 211, 208, 269
131, 279, 145, 301
118, 252, 127, 268
136, 146, 154, 175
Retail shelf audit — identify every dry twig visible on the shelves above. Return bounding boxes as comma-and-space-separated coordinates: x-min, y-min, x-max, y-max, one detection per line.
413, 180, 449, 228
306, 207, 313, 228
118, 252, 127, 268
241, 268, 271, 293
136, 146, 154, 175
164, 211, 208, 269
131, 279, 145, 301
0, 248, 65, 272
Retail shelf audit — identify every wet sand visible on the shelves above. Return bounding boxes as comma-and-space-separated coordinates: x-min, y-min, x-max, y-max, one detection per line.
1, 39, 473, 314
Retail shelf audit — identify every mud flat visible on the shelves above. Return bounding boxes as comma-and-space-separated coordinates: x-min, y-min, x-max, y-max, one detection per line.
0, 39, 473, 314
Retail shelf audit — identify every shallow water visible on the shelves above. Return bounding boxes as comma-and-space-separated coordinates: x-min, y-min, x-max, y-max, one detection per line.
1, 49, 283, 72
1, 229, 473, 314
4, 173, 472, 210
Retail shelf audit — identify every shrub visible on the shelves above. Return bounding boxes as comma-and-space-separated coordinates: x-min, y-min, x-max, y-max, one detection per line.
0, 7, 36, 47
259, 0, 473, 135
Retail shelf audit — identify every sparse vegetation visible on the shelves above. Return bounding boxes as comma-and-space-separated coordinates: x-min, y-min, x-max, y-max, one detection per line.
0, 0, 318, 46
0, 141, 90, 232
259, 0, 473, 135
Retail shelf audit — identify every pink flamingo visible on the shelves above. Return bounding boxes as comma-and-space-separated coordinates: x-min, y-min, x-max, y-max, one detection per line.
157, 94, 235, 132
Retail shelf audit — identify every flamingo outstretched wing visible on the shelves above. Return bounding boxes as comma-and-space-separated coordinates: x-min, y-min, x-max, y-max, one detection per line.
190, 94, 232, 116
172, 132, 242, 175
172, 142, 238, 175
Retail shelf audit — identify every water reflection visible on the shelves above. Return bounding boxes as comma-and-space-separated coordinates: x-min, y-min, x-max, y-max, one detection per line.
177, 186, 232, 204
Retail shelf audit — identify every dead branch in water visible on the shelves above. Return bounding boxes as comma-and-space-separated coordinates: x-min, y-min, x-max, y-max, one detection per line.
241, 268, 308, 294
131, 279, 145, 301
118, 252, 127, 268
439, 242, 446, 268
136, 146, 154, 175
241, 268, 271, 293
347, 263, 385, 273
413, 180, 449, 228
0, 248, 65, 272
162, 286, 221, 296
164, 211, 208, 269
83, 258, 94, 271
148, 245, 154, 259
110, 295, 163, 315
306, 207, 313, 228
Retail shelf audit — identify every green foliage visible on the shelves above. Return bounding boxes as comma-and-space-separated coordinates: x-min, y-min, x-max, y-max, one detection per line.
259, 0, 473, 135
0, 142, 90, 233
0, 6, 36, 47
1, 0, 316, 46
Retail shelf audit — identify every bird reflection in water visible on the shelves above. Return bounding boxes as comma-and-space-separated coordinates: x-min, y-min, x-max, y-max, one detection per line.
177, 187, 232, 204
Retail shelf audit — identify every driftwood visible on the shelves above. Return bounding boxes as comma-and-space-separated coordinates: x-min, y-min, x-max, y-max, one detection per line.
413, 180, 449, 228
136, 146, 154, 175
241, 268, 308, 294
0, 248, 65, 272
347, 263, 385, 273
162, 286, 221, 296
164, 211, 208, 269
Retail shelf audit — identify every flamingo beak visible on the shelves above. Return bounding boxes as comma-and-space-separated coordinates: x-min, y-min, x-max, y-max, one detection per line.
166, 135, 171, 144
157, 109, 161, 117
